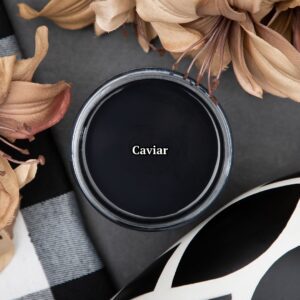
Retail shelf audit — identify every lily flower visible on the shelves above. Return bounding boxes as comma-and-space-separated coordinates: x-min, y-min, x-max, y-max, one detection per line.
0, 155, 41, 271
90, 0, 160, 52
18, 0, 95, 30
0, 26, 71, 141
136, 0, 202, 53
138, 0, 300, 101
268, 0, 300, 51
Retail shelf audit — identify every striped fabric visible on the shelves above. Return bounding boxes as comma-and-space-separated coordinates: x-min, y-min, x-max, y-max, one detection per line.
0, 2, 115, 299
113, 176, 300, 300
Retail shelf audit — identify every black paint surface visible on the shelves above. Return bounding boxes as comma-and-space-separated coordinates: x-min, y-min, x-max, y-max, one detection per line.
84, 79, 219, 217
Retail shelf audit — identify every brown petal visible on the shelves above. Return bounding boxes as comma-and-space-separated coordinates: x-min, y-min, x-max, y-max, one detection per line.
0, 190, 13, 230
136, 0, 199, 23
91, 0, 135, 34
268, 10, 293, 41
14, 162, 38, 189
0, 156, 19, 231
293, 7, 300, 51
18, 0, 94, 30
0, 81, 71, 139
136, 18, 158, 52
253, 0, 281, 21
0, 230, 14, 272
276, 0, 300, 12
13, 26, 48, 82
242, 18, 300, 101
228, 0, 263, 14
0, 56, 16, 104
196, 0, 246, 21
151, 22, 202, 53
256, 19, 300, 64
229, 22, 263, 97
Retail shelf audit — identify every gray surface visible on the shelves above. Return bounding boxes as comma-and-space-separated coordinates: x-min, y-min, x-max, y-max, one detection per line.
5, 0, 300, 289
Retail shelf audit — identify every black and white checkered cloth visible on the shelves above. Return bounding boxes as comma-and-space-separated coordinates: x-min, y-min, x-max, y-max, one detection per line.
0, 2, 115, 299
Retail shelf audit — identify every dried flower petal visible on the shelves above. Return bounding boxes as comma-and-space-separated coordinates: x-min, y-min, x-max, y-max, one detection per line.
241, 16, 300, 101
229, 22, 263, 97
0, 230, 14, 272
196, 0, 246, 21
151, 22, 202, 53
268, 1, 300, 51
91, 0, 135, 35
277, 0, 300, 11
253, 0, 282, 21
0, 26, 71, 140
136, 0, 199, 23
0, 56, 16, 105
136, 16, 158, 52
0, 155, 39, 272
293, 7, 300, 50
0, 81, 71, 140
14, 162, 38, 189
13, 26, 48, 82
0, 156, 19, 231
18, 0, 94, 30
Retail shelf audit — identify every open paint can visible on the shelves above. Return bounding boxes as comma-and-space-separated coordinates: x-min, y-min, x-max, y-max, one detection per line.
71, 68, 232, 230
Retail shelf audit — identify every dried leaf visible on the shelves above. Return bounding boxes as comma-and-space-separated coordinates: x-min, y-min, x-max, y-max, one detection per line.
0, 230, 14, 272
18, 0, 94, 30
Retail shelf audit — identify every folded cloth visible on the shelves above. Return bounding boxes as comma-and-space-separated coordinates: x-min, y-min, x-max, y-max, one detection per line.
113, 175, 300, 300
0, 3, 115, 299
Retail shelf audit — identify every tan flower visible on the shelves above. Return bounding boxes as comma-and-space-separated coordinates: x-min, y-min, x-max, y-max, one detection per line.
18, 0, 95, 30
0, 26, 71, 140
0, 156, 39, 271
148, 0, 300, 101
267, 0, 300, 51
136, 0, 202, 53
0, 230, 14, 272
91, 0, 135, 35
91, 0, 159, 52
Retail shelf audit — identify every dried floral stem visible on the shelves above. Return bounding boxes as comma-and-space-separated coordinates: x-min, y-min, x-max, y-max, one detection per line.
0, 137, 29, 155
0, 151, 44, 166
173, 17, 223, 71
172, 16, 231, 99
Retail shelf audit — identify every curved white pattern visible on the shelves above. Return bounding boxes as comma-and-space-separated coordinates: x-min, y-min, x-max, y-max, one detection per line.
132, 178, 300, 300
